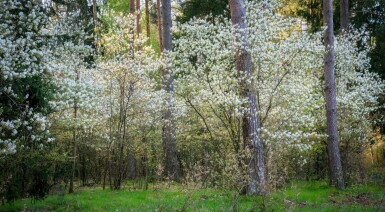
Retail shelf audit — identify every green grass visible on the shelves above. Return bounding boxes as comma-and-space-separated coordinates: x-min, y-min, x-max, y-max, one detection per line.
1, 181, 384, 211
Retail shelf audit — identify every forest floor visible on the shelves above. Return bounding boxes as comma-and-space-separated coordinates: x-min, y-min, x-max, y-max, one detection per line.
1, 181, 384, 211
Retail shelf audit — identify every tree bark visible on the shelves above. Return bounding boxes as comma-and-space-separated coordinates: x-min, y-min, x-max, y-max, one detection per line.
136, 0, 142, 50
157, 0, 163, 52
161, 0, 179, 181
69, 127, 77, 193
161, 0, 172, 52
92, 0, 98, 27
92, 0, 98, 48
69, 68, 79, 193
136, 0, 141, 36
340, 0, 349, 32
323, 0, 345, 189
130, 0, 135, 15
145, 0, 150, 38
229, 0, 266, 195
129, 0, 135, 58
103, 77, 114, 190
115, 81, 126, 189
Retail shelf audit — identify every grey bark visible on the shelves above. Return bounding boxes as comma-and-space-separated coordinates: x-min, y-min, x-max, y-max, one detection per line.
157, 0, 163, 52
340, 0, 349, 32
161, 0, 172, 52
161, 0, 179, 181
323, 0, 345, 189
229, 0, 266, 195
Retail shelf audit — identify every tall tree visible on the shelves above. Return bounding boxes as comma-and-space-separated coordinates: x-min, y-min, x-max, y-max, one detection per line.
130, 0, 135, 15
229, 0, 266, 195
136, 0, 141, 36
129, 0, 136, 57
145, 0, 151, 37
92, 0, 99, 48
323, 0, 345, 189
157, 0, 164, 51
92, 0, 98, 27
161, 0, 179, 181
136, 0, 142, 50
340, 0, 349, 32
69, 69, 79, 193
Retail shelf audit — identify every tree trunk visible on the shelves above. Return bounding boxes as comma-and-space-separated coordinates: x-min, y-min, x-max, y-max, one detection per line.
161, 0, 179, 181
136, 0, 141, 36
130, 0, 135, 15
136, 0, 142, 50
161, 0, 172, 52
69, 129, 77, 193
129, 0, 135, 57
323, 0, 345, 189
92, 0, 98, 27
145, 0, 150, 37
92, 0, 98, 48
157, 0, 163, 52
69, 69, 79, 193
102, 150, 109, 190
229, 0, 266, 195
103, 75, 114, 190
340, 0, 349, 32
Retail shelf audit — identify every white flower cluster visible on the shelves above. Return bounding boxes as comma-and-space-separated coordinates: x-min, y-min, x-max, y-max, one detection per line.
0, 0, 55, 154
45, 14, 105, 131
87, 12, 167, 145
173, 0, 384, 156
0, 106, 51, 154
0, 0, 52, 81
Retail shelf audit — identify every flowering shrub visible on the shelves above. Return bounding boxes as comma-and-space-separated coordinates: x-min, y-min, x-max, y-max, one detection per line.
173, 0, 384, 188
0, 0, 54, 154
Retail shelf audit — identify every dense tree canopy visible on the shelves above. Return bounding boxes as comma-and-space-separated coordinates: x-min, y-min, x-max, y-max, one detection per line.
177, 0, 229, 23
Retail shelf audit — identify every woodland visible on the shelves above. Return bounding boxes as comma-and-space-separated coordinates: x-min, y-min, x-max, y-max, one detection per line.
0, 0, 385, 211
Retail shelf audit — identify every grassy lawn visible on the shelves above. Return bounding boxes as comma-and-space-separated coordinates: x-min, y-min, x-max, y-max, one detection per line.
1, 181, 384, 211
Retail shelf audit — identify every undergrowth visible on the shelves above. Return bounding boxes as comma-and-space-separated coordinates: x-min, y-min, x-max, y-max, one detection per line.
1, 181, 384, 211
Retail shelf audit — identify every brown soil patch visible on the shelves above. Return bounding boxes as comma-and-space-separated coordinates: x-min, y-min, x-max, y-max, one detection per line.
329, 192, 385, 207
